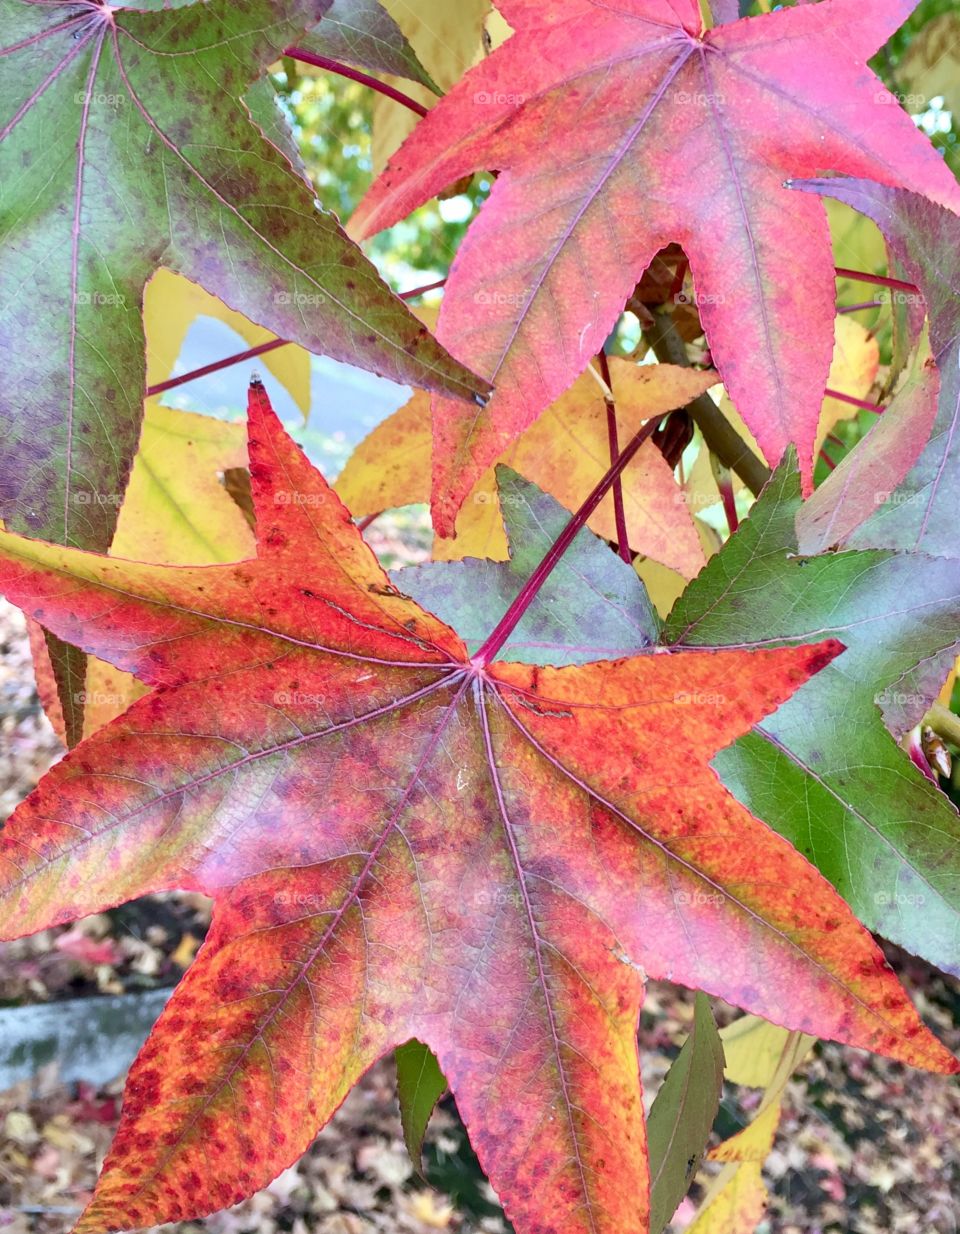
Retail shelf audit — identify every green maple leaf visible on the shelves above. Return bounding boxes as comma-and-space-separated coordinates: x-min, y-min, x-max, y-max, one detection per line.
666, 461, 960, 974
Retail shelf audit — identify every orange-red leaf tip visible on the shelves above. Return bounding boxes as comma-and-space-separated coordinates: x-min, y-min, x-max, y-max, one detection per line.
802, 637, 846, 676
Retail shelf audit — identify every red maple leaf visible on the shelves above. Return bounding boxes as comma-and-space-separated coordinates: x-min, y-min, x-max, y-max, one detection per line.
0, 383, 952, 1234
352, 0, 960, 532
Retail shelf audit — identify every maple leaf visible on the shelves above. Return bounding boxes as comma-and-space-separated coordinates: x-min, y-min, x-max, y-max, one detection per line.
0, 0, 487, 558
686, 1024, 815, 1234
352, 0, 960, 533
0, 383, 954, 1234
798, 348, 940, 557
665, 461, 960, 975
793, 178, 960, 559
365, 0, 493, 173
645, 994, 724, 1234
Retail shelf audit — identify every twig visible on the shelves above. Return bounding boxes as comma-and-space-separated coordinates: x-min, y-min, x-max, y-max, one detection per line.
147, 338, 289, 397
643, 309, 770, 495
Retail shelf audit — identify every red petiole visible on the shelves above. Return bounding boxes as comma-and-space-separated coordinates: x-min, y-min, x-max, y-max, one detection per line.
825, 388, 884, 414
835, 266, 919, 294
597, 351, 632, 564
146, 279, 446, 398
285, 48, 429, 117
473, 416, 663, 666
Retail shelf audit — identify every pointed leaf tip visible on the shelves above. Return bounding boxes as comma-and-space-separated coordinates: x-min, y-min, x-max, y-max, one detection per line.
806, 638, 846, 676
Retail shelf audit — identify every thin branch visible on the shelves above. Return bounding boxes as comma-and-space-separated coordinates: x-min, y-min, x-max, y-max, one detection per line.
285, 47, 429, 117
473, 417, 663, 666
597, 351, 632, 564
643, 309, 770, 495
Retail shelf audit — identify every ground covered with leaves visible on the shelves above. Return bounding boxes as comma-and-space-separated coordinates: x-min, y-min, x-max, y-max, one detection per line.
1, 599, 957, 1234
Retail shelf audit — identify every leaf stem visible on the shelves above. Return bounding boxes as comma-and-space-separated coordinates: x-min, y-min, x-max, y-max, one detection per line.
717, 470, 739, 535
597, 351, 632, 564
838, 300, 883, 315
834, 267, 919, 294
145, 279, 446, 398
147, 338, 290, 397
824, 388, 884, 414
473, 417, 662, 666
285, 47, 429, 117
399, 278, 447, 300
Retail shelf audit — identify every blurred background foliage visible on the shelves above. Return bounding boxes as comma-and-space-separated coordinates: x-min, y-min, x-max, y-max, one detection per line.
272, 68, 489, 291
